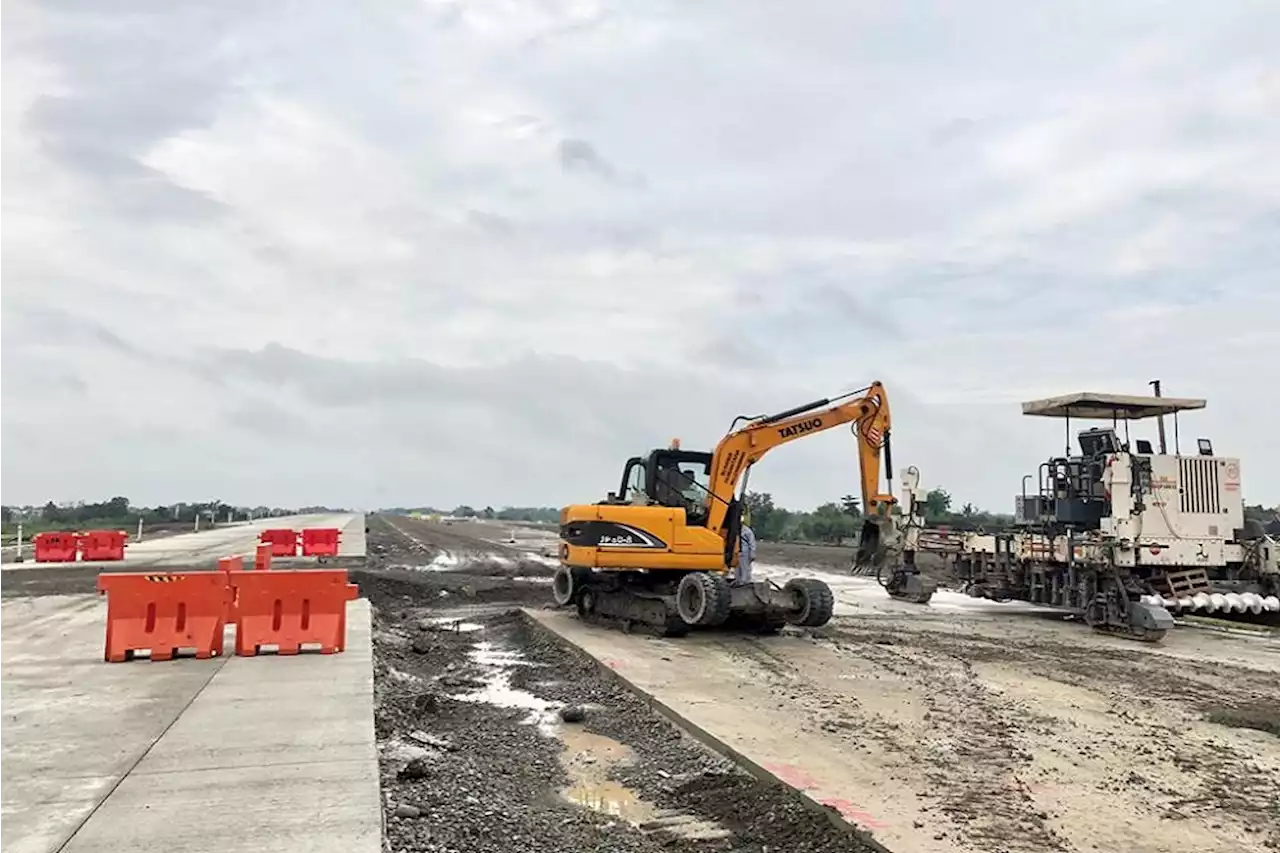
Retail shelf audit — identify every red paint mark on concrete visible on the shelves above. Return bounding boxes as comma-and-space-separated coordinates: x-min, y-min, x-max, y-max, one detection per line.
600, 658, 624, 669
763, 762, 820, 790
818, 797, 887, 830
764, 764, 886, 831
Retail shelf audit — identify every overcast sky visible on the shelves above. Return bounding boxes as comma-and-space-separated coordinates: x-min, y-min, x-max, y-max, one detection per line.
3, 1, 1278, 513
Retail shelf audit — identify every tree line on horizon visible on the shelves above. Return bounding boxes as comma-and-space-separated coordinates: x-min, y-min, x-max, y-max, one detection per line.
389, 494, 1280, 544
1, 498, 347, 534
387, 487, 1020, 543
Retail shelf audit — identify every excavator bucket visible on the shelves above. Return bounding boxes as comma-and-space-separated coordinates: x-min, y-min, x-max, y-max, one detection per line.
852, 516, 936, 604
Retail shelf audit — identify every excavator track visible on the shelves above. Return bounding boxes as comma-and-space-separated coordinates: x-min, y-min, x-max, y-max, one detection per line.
575, 583, 689, 637
553, 566, 834, 636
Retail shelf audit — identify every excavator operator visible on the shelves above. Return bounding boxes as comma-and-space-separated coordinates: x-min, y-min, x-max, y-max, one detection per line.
654, 460, 709, 523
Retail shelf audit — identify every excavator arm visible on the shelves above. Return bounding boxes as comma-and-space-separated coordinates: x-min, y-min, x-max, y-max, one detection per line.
704, 381, 896, 538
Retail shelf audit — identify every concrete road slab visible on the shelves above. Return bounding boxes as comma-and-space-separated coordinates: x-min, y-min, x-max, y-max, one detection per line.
2, 594, 381, 853
58, 759, 380, 853
1, 596, 227, 853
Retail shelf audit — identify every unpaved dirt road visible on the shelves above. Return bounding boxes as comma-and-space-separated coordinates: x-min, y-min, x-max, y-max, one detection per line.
360, 515, 881, 853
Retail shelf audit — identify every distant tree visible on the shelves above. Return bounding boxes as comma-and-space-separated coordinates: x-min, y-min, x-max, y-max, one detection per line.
961, 502, 976, 518
743, 491, 790, 540
482, 506, 496, 520
923, 488, 952, 520
453, 505, 477, 518
1, 506, 12, 523
805, 502, 859, 544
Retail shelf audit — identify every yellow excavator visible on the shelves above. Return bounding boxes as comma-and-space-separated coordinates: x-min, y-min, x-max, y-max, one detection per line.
553, 381, 936, 635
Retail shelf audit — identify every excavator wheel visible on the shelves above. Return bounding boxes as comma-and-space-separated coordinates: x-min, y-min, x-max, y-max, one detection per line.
783, 578, 835, 628
553, 565, 592, 607
676, 572, 732, 627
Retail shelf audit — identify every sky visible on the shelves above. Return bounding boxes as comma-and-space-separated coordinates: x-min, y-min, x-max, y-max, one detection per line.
3, 0, 1278, 513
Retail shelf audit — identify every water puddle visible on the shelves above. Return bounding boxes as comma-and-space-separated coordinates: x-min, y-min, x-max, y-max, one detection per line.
447, 638, 729, 842
422, 616, 484, 633
449, 641, 562, 735
560, 729, 656, 822
424, 552, 461, 571
557, 727, 729, 840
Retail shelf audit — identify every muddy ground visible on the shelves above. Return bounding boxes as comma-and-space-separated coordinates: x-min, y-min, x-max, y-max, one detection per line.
359, 514, 883, 853
695, 593, 1280, 853
372, 514, 1280, 853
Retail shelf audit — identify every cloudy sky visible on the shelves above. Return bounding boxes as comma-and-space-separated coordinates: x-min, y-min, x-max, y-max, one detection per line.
3, 0, 1278, 513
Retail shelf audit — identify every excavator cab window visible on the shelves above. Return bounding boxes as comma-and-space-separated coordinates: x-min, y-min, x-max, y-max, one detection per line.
624, 459, 648, 503
614, 457, 648, 505
646, 449, 714, 525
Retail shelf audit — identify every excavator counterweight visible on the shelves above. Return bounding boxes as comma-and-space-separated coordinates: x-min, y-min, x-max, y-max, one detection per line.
553, 381, 934, 635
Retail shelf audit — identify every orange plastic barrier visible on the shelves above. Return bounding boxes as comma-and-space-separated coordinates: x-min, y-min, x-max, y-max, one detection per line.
217, 556, 245, 622
96, 572, 231, 662
300, 527, 341, 558
259, 528, 298, 557
33, 532, 78, 563
254, 543, 273, 571
79, 529, 127, 561
229, 569, 359, 656
217, 555, 245, 573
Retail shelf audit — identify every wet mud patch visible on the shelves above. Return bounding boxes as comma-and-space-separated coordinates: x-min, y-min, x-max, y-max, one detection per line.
1205, 703, 1280, 738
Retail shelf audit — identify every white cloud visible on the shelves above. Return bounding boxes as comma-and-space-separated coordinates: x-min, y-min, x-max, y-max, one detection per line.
3, 0, 1278, 513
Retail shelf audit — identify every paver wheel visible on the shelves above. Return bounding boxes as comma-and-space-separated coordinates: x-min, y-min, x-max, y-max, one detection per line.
784, 578, 835, 627
676, 572, 732, 627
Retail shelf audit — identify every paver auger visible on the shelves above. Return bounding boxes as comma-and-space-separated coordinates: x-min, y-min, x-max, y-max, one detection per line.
552, 381, 933, 635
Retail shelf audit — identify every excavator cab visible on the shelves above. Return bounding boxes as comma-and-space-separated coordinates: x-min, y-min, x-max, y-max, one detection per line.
608, 449, 714, 525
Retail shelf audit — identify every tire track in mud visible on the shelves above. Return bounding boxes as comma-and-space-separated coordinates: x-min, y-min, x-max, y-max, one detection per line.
822, 633, 1068, 853
825, 620, 1280, 852
709, 630, 1065, 852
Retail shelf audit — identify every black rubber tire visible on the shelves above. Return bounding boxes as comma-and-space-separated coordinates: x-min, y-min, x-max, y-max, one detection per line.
552, 565, 575, 605
784, 578, 835, 627
576, 587, 598, 618
676, 572, 732, 627
553, 565, 591, 606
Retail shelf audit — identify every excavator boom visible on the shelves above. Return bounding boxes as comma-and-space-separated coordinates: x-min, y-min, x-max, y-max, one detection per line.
705, 382, 895, 537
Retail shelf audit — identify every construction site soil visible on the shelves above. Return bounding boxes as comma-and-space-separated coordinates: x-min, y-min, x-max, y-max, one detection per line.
7, 512, 1275, 852
359, 514, 882, 853
365, 514, 1280, 853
